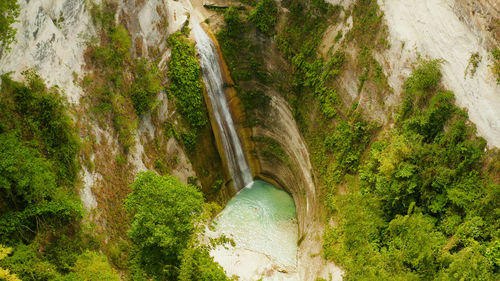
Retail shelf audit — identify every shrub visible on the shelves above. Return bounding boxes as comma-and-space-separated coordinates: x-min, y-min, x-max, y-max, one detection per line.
130, 59, 162, 115
492, 48, 500, 84
71, 251, 120, 281
249, 0, 278, 35
325, 60, 499, 279
405, 59, 442, 93
167, 31, 208, 130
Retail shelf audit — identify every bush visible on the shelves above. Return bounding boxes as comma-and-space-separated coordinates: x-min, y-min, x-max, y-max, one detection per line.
223, 7, 244, 38
178, 246, 231, 281
70, 251, 120, 281
492, 48, 500, 84
0, 74, 82, 244
249, 0, 278, 35
181, 132, 197, 152
130, 59, 162, 115
167, 31, 208, 130
406, 59, 442, 93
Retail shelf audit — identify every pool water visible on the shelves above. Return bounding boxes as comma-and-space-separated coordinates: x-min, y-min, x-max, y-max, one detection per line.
213, 180, 298, 267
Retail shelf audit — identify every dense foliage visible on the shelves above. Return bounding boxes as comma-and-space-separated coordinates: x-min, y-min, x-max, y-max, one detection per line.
268, 1, 499, 279
126, 172, 229, 280
277, 0, 343, 119
0, 0, 19, 49
215, 6, 274, 129
0, 73, 81, 244
248, 0, 278, 35
167, 30, 208, 131
178, 244, 232, 281
0, 245, 20, 281
131, 59, 162, 115
58, 251, 121, 281
323, 60, 500, 280
0, 74, 119, 280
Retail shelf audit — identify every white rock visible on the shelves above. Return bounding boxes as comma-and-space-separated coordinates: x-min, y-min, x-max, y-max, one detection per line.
380, 0, 500, 147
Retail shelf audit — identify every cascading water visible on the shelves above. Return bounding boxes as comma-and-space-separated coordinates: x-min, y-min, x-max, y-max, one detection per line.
191, 17, 299, 280
192, 20, 253, 190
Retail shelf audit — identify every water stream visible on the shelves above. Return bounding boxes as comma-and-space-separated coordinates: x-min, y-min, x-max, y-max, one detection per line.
192, 20, 253, 190
192, 19, 299, 277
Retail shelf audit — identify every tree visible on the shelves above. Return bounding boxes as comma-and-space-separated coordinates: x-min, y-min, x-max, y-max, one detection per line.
0, 0, 19, 50
0, 131, 81, 243
126, 171, 204, 279
386, 213, 446, 278
70, 251, 120, 281
436, 242, 498, 281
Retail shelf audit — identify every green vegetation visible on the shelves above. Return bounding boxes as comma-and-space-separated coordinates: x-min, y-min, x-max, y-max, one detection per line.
126, 171, 229, 280
324, 110, 374, 183
0, 73, 81, 244
277, 0, 343, 119
0, 73, 118, 281
131, 59, 162, 115
249, 0, 278, 36
215, 6, 273, 127
349, 0, 390, 93
348, 0, 386, 47
167, 29, 208, 131
218, 7, 271, 85
466, 52, 481, 77
323, 60, 500, 280
178, 245, 232, 281
0, 0, 19, 49
0, 245, 20, 281
264, 1, 499, 279
253, 136, 288, 164
240, 90, 270, 126
64, 251, 121, 281
85, 2, 162, 151
492, 48, 500, 84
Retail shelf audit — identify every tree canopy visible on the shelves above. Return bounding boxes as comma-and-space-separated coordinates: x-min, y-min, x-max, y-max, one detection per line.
126, 171, 204, 279
0, 0, 19, 49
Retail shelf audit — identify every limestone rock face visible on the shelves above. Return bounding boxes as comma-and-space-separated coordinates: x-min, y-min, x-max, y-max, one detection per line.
1, 0, 499, 280
453, 0, 499, 49
0, 0, 198, 212
379, 0, 500, 147
0, 0, 92, 103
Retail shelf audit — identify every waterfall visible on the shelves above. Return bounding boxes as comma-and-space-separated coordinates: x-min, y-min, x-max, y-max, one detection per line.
192, 21, 253, 190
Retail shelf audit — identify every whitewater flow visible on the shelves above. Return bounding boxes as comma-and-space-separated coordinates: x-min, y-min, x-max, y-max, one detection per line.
192, 20, 253, 190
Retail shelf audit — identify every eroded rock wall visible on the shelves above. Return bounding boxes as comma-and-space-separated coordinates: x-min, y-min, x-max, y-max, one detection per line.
0, 0, 223, 241
379, 0, 500, 147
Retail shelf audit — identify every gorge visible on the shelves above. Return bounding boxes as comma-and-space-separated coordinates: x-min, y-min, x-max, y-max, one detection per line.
0, 0, 498, 281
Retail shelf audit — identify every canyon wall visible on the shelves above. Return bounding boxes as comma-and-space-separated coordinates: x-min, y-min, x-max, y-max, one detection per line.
1, 0, 498, 280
